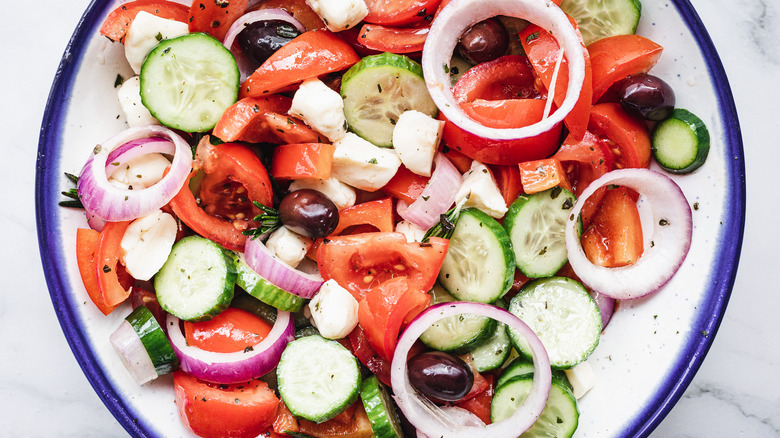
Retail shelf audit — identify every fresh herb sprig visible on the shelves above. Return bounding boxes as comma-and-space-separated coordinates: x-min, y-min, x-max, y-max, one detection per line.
242, 201, 281, 239
59, 172, 84, 209
422, 199, 467, 242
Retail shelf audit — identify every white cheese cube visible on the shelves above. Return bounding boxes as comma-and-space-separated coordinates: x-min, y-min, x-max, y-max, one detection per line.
108, 152, 171, 190
395, 220, 427, 243
265, 226, 313, 269
392, 110, 444, 177
117, 76, 158, 127
305, 0, 368, 32
289, 78, 347, 142
564, 360, 596, 399
308, 279, 360, 340
288, 176, 357, 210
121, 210, 178, 281
332, 133, 401, 191
454, 161, 508, 218
124, 11, 189, 74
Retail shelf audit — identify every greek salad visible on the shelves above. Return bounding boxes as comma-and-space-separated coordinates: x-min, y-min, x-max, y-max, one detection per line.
62, 0, 710, 436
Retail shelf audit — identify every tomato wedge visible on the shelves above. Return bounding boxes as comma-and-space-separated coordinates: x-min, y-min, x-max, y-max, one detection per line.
517, 158, 572, 194
489, 164, 523, 205
271, 143, 335, 180
188, 0, 247, 41
100, 0, 190, 43
95, 221, 133, 308
381, 165, 430, 204
581, 186, 644, 267
363, 0, 442, 26
452, 55, 540, 103
358, 23, 429, 54
184, 308, 272, 353
212, 95, 292, 144
76, 228, 120, 315
263, 113, 325, 144
588, 103, 652, 169
588, 34, 664, 103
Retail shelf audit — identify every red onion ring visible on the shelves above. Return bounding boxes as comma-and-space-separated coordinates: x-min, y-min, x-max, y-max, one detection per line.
77, 125, 192, 222
104, 138, 175, 177
590, 291, 616, 330
244, 236, 324, 299
109, 320, 158, 385
397, 154, 461, 230
422, 0, 584, 141
166, 311, 295, 384
565, 169, 693, 300
391, 302, 551, 438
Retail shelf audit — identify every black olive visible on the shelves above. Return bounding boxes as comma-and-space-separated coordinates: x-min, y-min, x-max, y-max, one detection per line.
614, 74, 676, 121
235, 20, 301, 67
278, 189, 338, 238
407, 351, 474, 401
457, 18, 509, 65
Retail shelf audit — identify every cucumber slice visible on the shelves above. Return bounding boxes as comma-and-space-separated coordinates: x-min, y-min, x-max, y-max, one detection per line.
469, 321, 512, 373
560, 0, 642, 46
504, 187, 578, 278
438, 208, 515, 303
508, 277, 601, 369
495, 356, 571, 391
124, 305, 178, 375
652, 108, 710, 174
277, 335, 362, 423
154, 236, 236, 322
419, 286, 498, 354
360, 375, 404, 438
340, 52, 437, 147
491, 375, 579, 437
140, 32, 239, 132
227, 251, 306, 312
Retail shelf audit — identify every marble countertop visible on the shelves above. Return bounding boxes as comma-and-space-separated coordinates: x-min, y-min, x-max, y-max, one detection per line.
2, 0, 778, 436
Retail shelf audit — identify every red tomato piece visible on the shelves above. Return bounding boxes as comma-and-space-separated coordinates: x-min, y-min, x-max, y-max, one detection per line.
381, 166, 430, 204
454, 374, 495, 424
358, 23, 429, 54
99, 0, 190, 43
519, 22, 593, 140
330, 198, 395, 236
174, 371, 279, 438
240, 30, 359, 98
441, 146, 473, 173
271, 143, 335, 180
517, 158, 572, 195
581, 186, 644, 267
364, 0, 442, 26
317, 232, 448, 302
188, 0, 248, 42
184, 308, 273, 353
248, 0, 325, 30
76, 228, 120, 315
297, 402, 374, 438
588, 103, 652, 169
452, 55, 540, 103
95, 221, 132, 308
347, 326, 393, 386
488, 164, 523, 205
212, 95, 292, 144
263, 112, 325, 144
588, 34, 663, 103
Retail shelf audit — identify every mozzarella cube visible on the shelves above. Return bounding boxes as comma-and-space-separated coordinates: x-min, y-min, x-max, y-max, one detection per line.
108, 152, 171, 190
124, 11, 189, 74
395, 220, 427, 243
117, 76, 158, 127
288, 176, 357, 210
289, 78, 347, 142
120, 210, 178, 281
454, 161, 508, 218
564, 360, 596, 399
265, 226, 313, 268
305, 0, 368, 32
308, 279, 359, 340
332, 133, 401, 191
392, 110, 444, 177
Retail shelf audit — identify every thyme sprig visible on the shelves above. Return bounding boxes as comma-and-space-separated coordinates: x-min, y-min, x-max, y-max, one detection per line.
242, 201, 281, 239
422, 198, 467, 242
59, 172, 84, 209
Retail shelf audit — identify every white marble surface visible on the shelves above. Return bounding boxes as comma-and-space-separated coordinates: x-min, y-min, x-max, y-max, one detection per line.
1, 0, 778, 436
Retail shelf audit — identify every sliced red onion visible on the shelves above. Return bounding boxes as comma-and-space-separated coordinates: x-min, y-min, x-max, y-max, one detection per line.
397, 154, 461, 230
565, 169, 693, 300
590, 291, 616, 330
422, 0, 584, 141
244, 236, 324, 299
110, 320, 158, 385
166, 311, 295, 384
223, 9, 306, 81
77, 125, 192, 222
391, 302, 551, 438
104, 138, 176, 178
416, 406, 485, 438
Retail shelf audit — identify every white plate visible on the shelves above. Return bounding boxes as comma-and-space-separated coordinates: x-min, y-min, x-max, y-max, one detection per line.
36, 1, 745, 436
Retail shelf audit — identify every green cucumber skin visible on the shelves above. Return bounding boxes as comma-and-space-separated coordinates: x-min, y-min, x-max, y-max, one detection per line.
652, 108, 710, 174
126, 305, 178, 375
560, 0, 642, 46
469, 322, 512, 373
419, 286, 498, 354
341, 52, 424, 84
226, 251, 306, 312
360, 375, 404, 438
491, 375, 579, 437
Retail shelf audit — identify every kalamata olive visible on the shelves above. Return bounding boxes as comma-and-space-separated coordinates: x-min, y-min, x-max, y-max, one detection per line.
457, 18, 509, 65
235, 20, 301, 67
615, 74, 676, 121
407, 351, 474, 401
278, 189, 338, 238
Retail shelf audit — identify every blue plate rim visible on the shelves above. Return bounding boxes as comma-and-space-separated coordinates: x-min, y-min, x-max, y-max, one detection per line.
35, 0, 746, 437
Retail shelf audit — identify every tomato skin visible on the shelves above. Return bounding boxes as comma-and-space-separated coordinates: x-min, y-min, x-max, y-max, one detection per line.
454, 374, 495, 424
347, 326, 393, 386
488, 164, 522, 205
248, 0, 325, 30
263, 113, 325, 144
364, 0, 442, 26
95, 221, 133, 308
76, 228, 120, 315
184, 308, 273, 353
212, 95, 292, 144
452, 55, 540, 103
174, 371, 279, 438
588, 103, 652, 169
298, 402, 374, 438
358, 23, 429, 54
271, 143, 335, 180
100, 0, 190, 43
188, 0, 248, 42
588, 34, 664, 103
381, 165, 430, 204
517, 158, 572, 195
240, 30, 360, 98
581, 186, 644, 267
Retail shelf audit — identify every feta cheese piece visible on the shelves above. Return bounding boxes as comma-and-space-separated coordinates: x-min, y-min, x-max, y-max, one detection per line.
563, 360, 596, 399
305, 0, 368, 32
288, 176, 357, 210
392, 110, 444, 177
265, 226, 313, 268
120, 210, 178, 281
289, 78, 347, 142
117, 76, 158, 127
308, 279, 359, 340
108, 152, 171, 190
395, 220, 427, 243
332, 133, 402, 191
124, 11, 189, 74
454, 161, 508, 218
